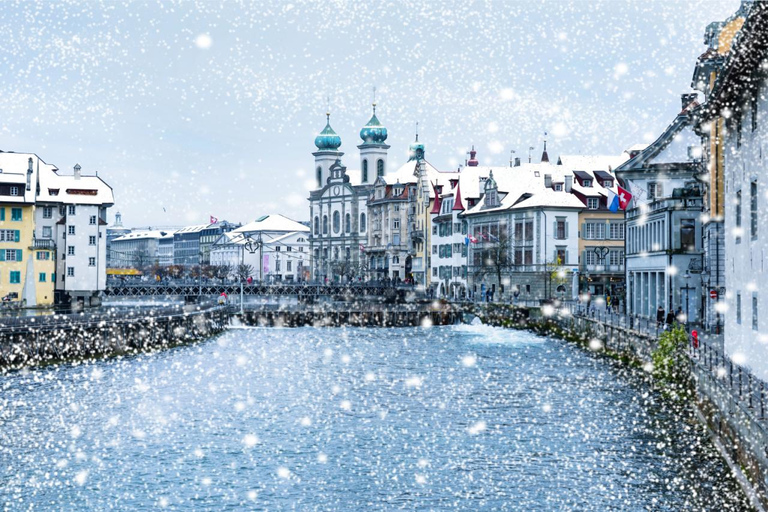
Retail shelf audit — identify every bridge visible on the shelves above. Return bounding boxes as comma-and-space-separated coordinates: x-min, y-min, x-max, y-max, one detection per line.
103, 281, 415, 300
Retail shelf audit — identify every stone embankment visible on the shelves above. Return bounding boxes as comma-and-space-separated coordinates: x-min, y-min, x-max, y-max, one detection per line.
480, 302, 768, 511
0, 304, 230, 370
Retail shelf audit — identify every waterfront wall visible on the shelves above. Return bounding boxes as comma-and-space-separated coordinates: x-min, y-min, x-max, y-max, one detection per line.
536, 305, 768, 510
0, 305, 230, 370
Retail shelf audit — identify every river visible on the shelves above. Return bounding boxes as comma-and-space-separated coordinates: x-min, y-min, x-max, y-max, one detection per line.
0, 324, 748, 510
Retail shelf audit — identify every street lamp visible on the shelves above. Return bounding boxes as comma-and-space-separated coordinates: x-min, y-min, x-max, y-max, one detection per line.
681, 271, 695, 324
231, 233, 262, 316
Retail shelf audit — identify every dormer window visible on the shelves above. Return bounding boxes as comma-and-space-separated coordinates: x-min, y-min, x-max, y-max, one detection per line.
554, 184, 563, 191
587, 198, 599, 210
10, 186, 18, 196
603, 180, 612, 188
583, 179, 592, 187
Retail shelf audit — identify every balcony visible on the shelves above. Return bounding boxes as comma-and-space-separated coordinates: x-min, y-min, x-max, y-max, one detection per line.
30, 238, 56, 251
581, 263, 624, 273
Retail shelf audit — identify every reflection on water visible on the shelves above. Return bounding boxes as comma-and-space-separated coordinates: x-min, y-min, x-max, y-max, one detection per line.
0, 326, 748, 510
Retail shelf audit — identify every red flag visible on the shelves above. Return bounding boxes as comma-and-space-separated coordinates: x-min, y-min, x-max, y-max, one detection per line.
617, 185, 632, 210
359, 244, 365, 252
210, 215, 218, 224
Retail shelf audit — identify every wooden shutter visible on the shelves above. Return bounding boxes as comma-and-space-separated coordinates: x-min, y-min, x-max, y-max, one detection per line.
16, 250, 22, 261
0, 251, 5, 261
14, 230, 20, 242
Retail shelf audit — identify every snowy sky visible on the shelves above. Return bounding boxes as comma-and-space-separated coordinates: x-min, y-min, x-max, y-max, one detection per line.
0, 0, 739, 227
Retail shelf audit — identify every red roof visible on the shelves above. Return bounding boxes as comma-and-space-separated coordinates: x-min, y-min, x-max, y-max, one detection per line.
452, 182, 465, 211
430, 181, 442, 214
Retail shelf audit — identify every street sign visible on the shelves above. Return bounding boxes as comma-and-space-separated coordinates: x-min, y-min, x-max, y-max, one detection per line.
709, 289, 718, 300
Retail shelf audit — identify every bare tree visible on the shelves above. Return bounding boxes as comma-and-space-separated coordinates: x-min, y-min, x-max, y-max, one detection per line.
133, 249, 151, 272
471, 233, 515, 297
213, 263, 233, 281
235, 263, 254, 282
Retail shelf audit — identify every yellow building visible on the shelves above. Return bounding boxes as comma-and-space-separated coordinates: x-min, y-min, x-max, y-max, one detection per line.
0, 155, 56, 307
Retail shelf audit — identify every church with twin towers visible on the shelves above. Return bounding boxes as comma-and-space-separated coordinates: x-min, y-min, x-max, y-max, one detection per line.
307, 99, 391, 282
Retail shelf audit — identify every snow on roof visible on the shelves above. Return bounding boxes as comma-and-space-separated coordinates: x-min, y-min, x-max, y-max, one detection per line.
557, 154, 629, 172
234, 213, 309, 234
112, 229, 175, 242
175, 224, 210, 233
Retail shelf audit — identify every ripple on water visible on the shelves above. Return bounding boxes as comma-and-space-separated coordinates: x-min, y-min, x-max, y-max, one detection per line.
0, 325, 749, 511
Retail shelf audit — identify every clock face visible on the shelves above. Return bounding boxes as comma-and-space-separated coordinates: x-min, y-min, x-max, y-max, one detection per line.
333, 186, 341, 196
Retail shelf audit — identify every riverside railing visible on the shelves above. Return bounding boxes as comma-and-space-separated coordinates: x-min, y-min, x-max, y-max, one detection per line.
564, 302, 768, 436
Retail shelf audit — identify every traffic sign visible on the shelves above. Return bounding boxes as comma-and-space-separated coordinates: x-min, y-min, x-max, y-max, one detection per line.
709, 289, 718, 300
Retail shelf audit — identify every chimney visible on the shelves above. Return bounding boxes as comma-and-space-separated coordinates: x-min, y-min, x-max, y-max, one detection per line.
26, 157, 33, 191
514, 157, 521, 167
681, 93, 698, 110
74, 164, 81, 180
565, 175, 572, 193
544, 174, 552, 188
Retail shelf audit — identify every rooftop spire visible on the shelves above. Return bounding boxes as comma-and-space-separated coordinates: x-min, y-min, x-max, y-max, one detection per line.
372, 86, 377, 115
541, 131, 550, 163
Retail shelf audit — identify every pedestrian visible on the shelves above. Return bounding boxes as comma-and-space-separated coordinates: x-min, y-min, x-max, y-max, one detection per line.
606, 295, 612, 312
656, 306, 665, 328
665, 309, 675, 327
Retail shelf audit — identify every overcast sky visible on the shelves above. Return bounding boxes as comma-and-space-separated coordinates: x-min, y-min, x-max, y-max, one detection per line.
0, 0, 740, 227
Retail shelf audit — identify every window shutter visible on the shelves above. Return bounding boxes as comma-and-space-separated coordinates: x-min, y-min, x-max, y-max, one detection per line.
564, 221, 569, 238
553, 221, 557, 238
14, 230, 20, 242
582, 250, 586, 268
565, 250, 569, 264
581, 223, 585, 238
0, 251, 5, 261
16, 250, 22, 261
0, 208, 4, 221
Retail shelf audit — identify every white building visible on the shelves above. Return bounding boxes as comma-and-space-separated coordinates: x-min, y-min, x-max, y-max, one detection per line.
704, 2, 768, 379
110, 230, 175, 269
211, 214, 310, 282
616, 95, 705, 323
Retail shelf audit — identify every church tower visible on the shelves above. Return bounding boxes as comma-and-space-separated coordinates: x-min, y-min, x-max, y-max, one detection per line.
357, 95, 389, 184
313, 111, 343, 189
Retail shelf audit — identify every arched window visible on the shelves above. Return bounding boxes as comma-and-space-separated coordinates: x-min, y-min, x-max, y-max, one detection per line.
362, 160, 368, 183
345, 247, 350, 260
316, 166, 322, 187
322, 215, 328, 235
314, 216, 319, 235
345, 213, 351, 233
360, 213, 367, 233
377, 159, 384, 177
333, 211, 340, 233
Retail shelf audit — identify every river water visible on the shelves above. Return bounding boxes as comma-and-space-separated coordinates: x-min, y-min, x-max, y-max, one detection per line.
0, 324, 748, 510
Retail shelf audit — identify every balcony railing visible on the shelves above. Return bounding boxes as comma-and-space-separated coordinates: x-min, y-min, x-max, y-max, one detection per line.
30, 238, 56, 250
581, 263, 624, 273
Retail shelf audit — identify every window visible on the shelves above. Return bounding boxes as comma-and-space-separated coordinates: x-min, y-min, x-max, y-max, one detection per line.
360, 213, 366, 233
680, 219, 695, 251
609, 249, 624, 266
751, 181, 758, 239
287, 246, 292, 252
647, 182, 663, 200
603, 180, 613, 188
554, 184, 562, 191
322, 215, 328, 235
333, 211, 340, 234
377, 159, 384, 177
737, 293, 742, 325
583, 179, 592, 187
587, 198, 599, 210
4, 249, 20, 261
316, 166, 322, 188
68, 205, 76, 215
275, 246, 281, 252
393, 219, 400, 229
42, 226, 52, 238
10, 271, 20, 284
362, 160, 368, 183
89, 257, 96, 267
608, 222, 624, 240
753, 293, 759, 331
556, 247, 566, 264
67, 246, 75, 256
43, 206, 52, 219
555, 219, 566, 239
89, 215, 97, 225
0, 230, 18, 242
736, 190, 742, 244
525, 220, 533, 241
584, 222, 605, 240
38, 273, 46, 282
10, 186, 18, 196
68, 225, 75, 235
287, 261, 292, 272
345, 213, 351, 233
67, 267, 75, 277
36, 251, 47, 260
89, 235, 96, 245
11, 208, 22, 221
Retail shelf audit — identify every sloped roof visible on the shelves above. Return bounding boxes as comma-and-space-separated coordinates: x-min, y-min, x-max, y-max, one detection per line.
234, 213, 309, 234
113, 230, 175, 242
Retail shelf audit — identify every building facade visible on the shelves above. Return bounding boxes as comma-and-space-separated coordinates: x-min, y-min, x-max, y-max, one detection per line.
616, 96, 705, 323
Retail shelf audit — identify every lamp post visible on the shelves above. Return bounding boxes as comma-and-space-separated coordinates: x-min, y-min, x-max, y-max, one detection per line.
593, 246, 609, 296
229, 233, 262, 316
681, 271, 695, 324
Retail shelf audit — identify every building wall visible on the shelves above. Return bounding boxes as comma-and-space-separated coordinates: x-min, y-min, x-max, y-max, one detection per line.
0, 204, 36, 304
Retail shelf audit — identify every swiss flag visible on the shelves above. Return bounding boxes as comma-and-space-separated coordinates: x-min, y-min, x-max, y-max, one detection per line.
617, 185, 633, 210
